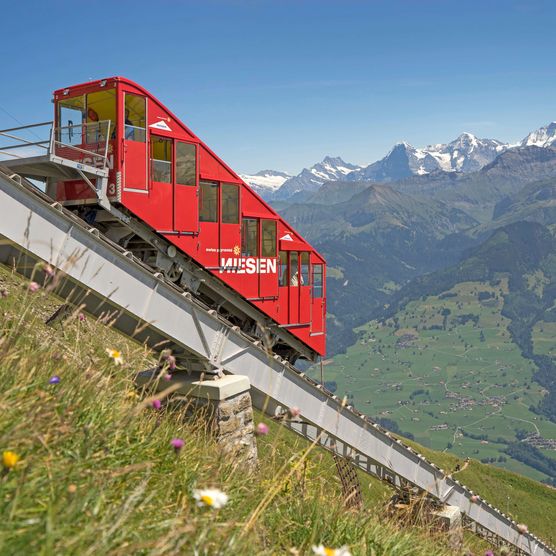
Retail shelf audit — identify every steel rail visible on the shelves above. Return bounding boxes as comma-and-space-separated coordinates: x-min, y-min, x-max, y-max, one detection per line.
0, 168, 553, 556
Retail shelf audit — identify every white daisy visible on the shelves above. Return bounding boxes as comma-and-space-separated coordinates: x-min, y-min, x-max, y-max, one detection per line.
193, 488, 228, 509
105, 348, 123, 365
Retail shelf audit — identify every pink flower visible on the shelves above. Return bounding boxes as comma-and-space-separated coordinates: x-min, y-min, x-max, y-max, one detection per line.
78, 313, 85, 322
163, 355, 176, 371
485, 551, 494, 556
151, 399, 162, 410
288, 406, 301, 419
0, 289, 8, 298
255, 422, 269, 436
163, 373, 172, 381
43, 264, 55, 277
28, 281, 40, 293
170, 438, 184, 452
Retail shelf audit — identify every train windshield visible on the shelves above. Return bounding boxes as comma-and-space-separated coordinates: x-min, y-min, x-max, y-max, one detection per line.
57, 90, 116, 145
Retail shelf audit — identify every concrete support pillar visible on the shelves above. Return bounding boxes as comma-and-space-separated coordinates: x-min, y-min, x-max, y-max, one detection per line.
136, 370, 257, 469
432, 505, 463, 551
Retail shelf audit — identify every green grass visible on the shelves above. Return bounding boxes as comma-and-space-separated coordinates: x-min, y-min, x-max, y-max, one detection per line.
0, 264, 489, 555
319, 279, 556, 482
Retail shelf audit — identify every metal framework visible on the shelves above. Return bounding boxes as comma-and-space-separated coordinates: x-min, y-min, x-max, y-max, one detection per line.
0, 166, 553, 556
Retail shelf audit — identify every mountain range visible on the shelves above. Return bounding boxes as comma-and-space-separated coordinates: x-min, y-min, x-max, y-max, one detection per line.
242, 122, 556, 201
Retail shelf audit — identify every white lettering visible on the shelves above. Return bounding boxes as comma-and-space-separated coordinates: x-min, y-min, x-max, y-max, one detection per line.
219, 257, 278, 275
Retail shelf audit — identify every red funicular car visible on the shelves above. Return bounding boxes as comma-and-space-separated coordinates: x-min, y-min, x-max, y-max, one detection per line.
50, 77, 325, 362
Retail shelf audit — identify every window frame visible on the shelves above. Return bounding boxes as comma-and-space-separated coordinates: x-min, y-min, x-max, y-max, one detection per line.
312, 264, 324, 298
261, 219, 277, 258
124, 92, 147, 143
221, 183, 240, 224
241, 218, 259, 257
175, 141, 197, 186
199, 181, 219, 223
150, 135, 173, 184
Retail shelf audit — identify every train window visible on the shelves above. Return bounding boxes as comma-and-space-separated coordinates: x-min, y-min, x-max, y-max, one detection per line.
176, 142, 196, 186
124, 93, 146, 142
312, 264, 323, 298
151, 137, 172, 183
300, 252, 310, 285
222, 184, 239, 224
261, 220, 277, 257
279, 251, 288, 286
85, 90, 116, 143
57, 96, 84, 146
200, 181, 218, 222
290, 252, 299, 286
241, 219, 258, 257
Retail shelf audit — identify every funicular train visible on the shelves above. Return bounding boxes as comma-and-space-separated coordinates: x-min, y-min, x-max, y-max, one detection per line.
50, 77, 326, 362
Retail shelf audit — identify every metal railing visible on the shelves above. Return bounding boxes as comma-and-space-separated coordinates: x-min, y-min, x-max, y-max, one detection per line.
0, 120, 112, 171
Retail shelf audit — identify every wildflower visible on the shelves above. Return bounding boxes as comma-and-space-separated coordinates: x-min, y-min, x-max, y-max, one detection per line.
255, 422, 269, 436
28, 281, 40, 293
126, 390, 139, 400
170, 438, 185, 452
105, 348, 123, 365
485, 551, 494, 556
193, 488, 228, 509
288, 406, 301, 419
151, 399, 162, 410
516, 523, 528, 534
2, 451, 20, 470
0, 289, 8, 298
161, 351, 177, 370
163, 373, 172, 381
78, 313, 85, 322
43, 264, 55, 277
67, 484, 77, 494
312, 545, 352, 556
48, 376, 61, 384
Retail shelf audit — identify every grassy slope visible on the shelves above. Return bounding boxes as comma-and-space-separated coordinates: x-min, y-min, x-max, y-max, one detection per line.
0, 264, 487, 556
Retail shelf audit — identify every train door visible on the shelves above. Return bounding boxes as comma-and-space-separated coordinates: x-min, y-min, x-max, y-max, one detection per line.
299, 252, 311, 323
311, 263, 325, 333
241, 217, 259, 298
278, 250, 289, 322
123, 93, 147, 191
199, 181, 219, 267
260, 219, 278, 298
219, 183, 240, 269
174, 141, 198, 232
288, 252, 299, 324
149, 134, 173, 230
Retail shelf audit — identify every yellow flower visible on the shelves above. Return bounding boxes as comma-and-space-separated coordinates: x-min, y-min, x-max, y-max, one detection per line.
312, 546, 351, 556
2, 451, 20, 469
106, 348, 123, 365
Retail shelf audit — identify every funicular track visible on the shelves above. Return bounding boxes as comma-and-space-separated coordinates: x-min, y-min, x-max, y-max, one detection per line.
0, 168, 553, 556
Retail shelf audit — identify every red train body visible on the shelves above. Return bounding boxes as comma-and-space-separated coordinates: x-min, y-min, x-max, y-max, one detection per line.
52, 77, 326, 357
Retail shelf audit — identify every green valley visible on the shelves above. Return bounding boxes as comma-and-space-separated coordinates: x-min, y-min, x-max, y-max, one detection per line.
318, 278, 556, 482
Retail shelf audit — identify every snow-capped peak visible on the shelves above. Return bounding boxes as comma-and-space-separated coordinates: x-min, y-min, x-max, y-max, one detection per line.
240, 169, 291, 197
520, 122, 556, 148
273, 156, 362, 200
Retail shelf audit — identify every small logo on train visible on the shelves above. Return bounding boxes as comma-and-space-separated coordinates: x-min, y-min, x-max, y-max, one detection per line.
220, 258, 277, 275
233, 244, 241, 256
149, 120, 172, 131
280, 233, 293, 241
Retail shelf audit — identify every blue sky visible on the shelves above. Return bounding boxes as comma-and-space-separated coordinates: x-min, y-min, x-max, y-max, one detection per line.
1, 0, 555, 174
